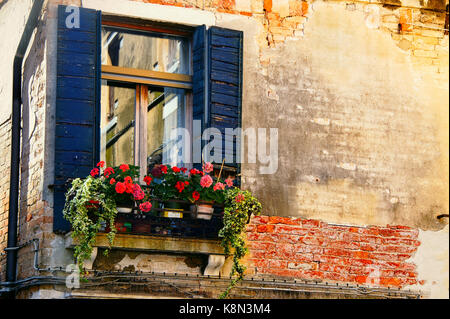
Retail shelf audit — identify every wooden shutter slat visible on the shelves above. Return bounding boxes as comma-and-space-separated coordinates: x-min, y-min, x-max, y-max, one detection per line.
53, 5, 101, 233
207, 26, 243, 168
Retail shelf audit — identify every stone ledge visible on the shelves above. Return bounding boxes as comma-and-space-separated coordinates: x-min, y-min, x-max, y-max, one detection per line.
65, 232, 226, 256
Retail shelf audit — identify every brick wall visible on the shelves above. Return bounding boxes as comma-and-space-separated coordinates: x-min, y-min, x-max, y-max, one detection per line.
0, 119, 11, 281
0, 9, 52, 280
131, 1, 448, 69
246, 215, 421, 288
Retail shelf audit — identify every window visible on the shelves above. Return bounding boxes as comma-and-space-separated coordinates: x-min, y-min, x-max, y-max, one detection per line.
53, 5, 243, 233
100, 24, 193, 179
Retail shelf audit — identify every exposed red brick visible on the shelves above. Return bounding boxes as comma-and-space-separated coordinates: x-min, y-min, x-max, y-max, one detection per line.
240, 11, 253, 17
275, 224, 308, 235
245, 224, 256, 232
216, 8, 237, 14
256, 224, 275, 233
218, 0, 235, 10
268, 216, 285, 224
399, 9, 412, 32
251, 215, 269, 224
248, 241, 276, 251
379, 277, 402, 287
246, 215, 420, 289
264, 0, 272, 12
289, 0, 302, 16
266, 12, 281, 27
246, 232, 277, 242
358, 242, 377, 251
277, 233, 301, 244
301, 1, 308, 16
293, 252, 315, 263
301, 219, 322, 228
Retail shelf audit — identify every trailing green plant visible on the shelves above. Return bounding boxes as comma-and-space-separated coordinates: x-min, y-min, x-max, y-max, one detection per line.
63, 175, 117, 274
63, 162, 152, 274
218, 187, 262, 299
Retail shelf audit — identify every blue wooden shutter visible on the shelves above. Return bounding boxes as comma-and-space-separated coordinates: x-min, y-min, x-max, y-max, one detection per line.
192, 25, 243, 170
53, 5, 101, 233
207, 26, 243, 168
192, 25, 207, 170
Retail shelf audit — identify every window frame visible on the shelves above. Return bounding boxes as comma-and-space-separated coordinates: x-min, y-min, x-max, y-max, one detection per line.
100, 19, 194, 179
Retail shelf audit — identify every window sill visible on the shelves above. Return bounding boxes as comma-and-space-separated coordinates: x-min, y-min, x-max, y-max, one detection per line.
65, 232, 227, 276
64, 232, 225, 256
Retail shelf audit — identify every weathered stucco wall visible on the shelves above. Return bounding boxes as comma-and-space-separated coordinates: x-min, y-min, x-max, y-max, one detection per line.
0, 0, 448, 298
0, 0, 35, 281
231, 1, 449, 232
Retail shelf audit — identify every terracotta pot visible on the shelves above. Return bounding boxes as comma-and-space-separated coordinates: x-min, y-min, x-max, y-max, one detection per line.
194, 202, 214, 220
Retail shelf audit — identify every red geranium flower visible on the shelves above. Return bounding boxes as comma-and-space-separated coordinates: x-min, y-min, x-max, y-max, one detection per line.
190, 168, 202, 176
172, 166, 181, 173
225, 178, 234, 188
97, 161, 105, 168
125, 183, 134, 194
203, 162, 214, 174
124, 176, 133, 184
181, 167, 187, 173
132, 184, 145, 200
119, 164, 130, 172
192, 191, 200, 201
213, 182, 225, 191
115, 182, 126, 194
104, 167, 114, 178
109, 178, 116, 185
160, 165, 168, 174
90, 168, 99, 177
200, 175, 213, 188
139, 201, 152, 213
144, 176, 152, 185
175, 181, 186, 193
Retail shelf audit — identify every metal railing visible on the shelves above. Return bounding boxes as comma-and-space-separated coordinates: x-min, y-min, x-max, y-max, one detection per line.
100, 199, 225, 239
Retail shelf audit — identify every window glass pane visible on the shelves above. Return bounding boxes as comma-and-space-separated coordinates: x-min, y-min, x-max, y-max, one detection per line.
100, 81, 135, 167
102, 27, 190, 75
147, 88, 187, 172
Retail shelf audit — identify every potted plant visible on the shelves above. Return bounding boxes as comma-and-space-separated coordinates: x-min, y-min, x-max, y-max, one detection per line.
104, 164, 141, 213
184, 162, 233, 220
63, 162, 152, 273
218, 187, 262, 299
148, 164, 190, 218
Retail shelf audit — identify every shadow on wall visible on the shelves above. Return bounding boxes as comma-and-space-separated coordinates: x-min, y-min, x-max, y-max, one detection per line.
18, 13, 47, 274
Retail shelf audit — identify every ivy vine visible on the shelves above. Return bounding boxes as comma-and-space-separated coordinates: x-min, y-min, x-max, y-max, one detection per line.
218, 188, 262, 299
63, 176, 118, 274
